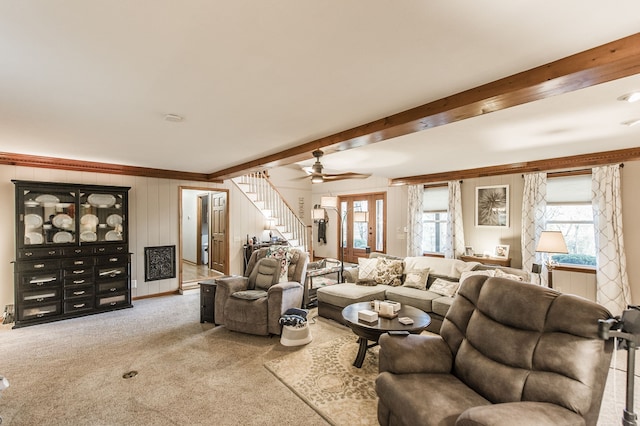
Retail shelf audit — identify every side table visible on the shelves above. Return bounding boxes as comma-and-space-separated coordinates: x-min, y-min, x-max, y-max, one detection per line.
199, 278, 219, 324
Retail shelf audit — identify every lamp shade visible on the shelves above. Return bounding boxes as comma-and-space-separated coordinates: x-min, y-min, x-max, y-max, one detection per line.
535, 231, 568, 253
320, 196, 338, 209
312, 208, 325, 220
353, 211, 369, 222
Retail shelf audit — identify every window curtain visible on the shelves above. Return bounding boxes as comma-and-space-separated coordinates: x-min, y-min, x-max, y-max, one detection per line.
592, 164, 630, 315
406, 184, 424, 257
444, 180, 465, 259
521, 172, 547, 285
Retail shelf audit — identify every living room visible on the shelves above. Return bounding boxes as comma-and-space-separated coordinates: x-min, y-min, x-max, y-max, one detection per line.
1, 3, 640, 424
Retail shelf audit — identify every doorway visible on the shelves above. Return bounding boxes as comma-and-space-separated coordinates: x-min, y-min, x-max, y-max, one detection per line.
179, 186, 229, 291
339, 192, 386, 264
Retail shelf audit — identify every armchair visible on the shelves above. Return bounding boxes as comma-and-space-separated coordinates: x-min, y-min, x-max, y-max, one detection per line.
376, 274, 614, 426
215, 247, 308, 336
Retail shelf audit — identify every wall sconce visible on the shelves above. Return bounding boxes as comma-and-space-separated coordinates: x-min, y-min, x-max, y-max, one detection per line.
535, 231, 568, 289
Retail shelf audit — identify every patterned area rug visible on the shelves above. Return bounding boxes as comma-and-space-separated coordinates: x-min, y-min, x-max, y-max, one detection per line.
264, 335, 379, 426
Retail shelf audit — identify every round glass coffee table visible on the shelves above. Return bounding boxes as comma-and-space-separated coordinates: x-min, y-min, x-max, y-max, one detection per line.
341, 301, 431, 368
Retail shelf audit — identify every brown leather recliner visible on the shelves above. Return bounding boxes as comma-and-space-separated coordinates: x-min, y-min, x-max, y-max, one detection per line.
376, 275, 614, 426
215, 247, 308, 336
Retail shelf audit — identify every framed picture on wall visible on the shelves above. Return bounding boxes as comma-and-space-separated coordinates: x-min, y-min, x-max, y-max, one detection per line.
475, 185, 509, 227
494, 244, 510, 259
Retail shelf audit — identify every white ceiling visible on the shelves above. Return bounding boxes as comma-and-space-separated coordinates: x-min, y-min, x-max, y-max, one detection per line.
2, 1, 640, 180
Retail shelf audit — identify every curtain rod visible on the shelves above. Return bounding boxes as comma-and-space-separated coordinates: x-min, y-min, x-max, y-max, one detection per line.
521, 163, 624, 178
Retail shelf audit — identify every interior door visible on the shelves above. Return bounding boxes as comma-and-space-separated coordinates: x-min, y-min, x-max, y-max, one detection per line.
210, 192, 227, 273
340, 193, 386, 264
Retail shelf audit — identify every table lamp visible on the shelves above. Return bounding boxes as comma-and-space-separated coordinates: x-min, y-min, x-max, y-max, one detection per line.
535, 231, 568, 289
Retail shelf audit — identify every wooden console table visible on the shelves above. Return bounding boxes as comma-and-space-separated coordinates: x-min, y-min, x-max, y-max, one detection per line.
460, 255, 511, 267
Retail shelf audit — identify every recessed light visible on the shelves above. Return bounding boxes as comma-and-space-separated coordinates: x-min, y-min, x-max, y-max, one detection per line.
617, 92, 640, 103
164, 114, 184, 122
621, 118, 640, 127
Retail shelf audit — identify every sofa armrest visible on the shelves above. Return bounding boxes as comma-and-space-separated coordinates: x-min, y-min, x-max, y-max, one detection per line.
214, 276, 249, 324
267, 281, 304, 334
457, 402, 585, 426
343, 267, 358, 283
379, 333, 453, 374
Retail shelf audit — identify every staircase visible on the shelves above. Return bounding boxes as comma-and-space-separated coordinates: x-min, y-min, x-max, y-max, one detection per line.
232, 172, 311, 254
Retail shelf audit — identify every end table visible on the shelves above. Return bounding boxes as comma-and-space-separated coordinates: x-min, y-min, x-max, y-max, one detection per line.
199, 278, 219, 324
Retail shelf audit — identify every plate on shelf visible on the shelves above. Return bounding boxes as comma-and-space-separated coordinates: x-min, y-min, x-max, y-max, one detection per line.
24, 200, 40, 208
87, 194, 116, 208
80, 231, 97, 242
24, 214, 43, 228
35, 194, 60, 204
105, 230, 122, 241
106, 214, 122, 227
52, 214, 74, 229
80, 214, 99, 226
53, 231, 74, 243
25, 232, 44, 245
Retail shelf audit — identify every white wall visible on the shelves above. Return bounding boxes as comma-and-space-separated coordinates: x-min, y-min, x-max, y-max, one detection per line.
181, 190, 199, 264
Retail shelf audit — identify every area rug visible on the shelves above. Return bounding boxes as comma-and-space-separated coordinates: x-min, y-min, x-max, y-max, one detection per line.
264, 335, 379, 426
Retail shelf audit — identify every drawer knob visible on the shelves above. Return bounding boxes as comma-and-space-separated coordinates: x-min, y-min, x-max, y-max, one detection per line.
34, 264, 45, 269
73, 270, 85, 274
48, 251, 56, 255
109, 257, 118, 262
73, 280, 85, 284
74, 260, 83, 265
25, 252, 33, 257
73, 291, 85, 295
73, 303, 86, 308
110, 287, 117, 292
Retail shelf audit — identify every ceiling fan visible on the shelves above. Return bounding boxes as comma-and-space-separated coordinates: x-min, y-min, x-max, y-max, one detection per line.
302, 149, 371, 183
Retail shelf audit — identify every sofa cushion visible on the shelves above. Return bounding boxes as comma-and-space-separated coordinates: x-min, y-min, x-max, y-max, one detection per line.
460, 269, 495, 287
403, 268, 430, 290
357, 257, 379, 285
384, 286, 442, 313
231, 289, 268, 300
405, 256, 472, 279
494, 268, 526, 281
432, 296, 455, 317
316, 283, 388, 308
374, 258, 404, 286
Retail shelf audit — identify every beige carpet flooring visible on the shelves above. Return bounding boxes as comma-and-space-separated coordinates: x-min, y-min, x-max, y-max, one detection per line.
0, 290, 637, 425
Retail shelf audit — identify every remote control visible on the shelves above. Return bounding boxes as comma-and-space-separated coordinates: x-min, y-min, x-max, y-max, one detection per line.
398, 317, 414, 325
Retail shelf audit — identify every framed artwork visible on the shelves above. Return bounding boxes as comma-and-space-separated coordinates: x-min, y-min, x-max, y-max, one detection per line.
465, 246, 474, 256
494, 244, 510, 259
144, 245, 176, 282
475, 185, 509, 227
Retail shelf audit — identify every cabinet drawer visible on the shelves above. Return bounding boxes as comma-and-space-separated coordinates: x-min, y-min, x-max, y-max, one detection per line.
18, 248, 62, 259
64, 285, 94, 299
64, 297, 94, 313
64, 267, 93, 278
96, 266, 127, 280
62, 257, 94, 268
94, 245, 127, 255
20, 287, 60, 304
97, 292, 128, 309
63, 246, 94, 257
97, 280, 128, 294
64, 276, 94, 287
19, 272, 61, 289
19, 302, 61, 321
95, 254, 128, 266
16, 259, 60, 272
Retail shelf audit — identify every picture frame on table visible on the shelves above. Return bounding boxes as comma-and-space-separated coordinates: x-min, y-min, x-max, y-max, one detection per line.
464, 246, 474, 256
475, 185, 509, 227
494, 244, 510, 259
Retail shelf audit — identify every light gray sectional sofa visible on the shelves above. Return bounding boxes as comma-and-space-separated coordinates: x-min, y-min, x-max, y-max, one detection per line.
317, 252, 530, 333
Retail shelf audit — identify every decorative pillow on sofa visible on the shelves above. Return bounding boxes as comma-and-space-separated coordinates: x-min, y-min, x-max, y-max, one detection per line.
266, 246, 293, 283
429, 277, 460, 298
403, 268, 430, 290
374, 258, 404, 286
494, 268, 525, 281
459, 269, 495, 285
357, 257, 379, 285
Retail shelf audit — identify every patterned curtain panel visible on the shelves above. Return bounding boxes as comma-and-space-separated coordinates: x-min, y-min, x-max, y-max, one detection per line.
592, 164, 631, 315
521, 173, 547, 286
444, 180, 465, 259
406, 184, 424, 257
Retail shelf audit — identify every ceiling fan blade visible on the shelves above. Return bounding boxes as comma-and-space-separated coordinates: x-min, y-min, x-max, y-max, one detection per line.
322, 172, 371, 181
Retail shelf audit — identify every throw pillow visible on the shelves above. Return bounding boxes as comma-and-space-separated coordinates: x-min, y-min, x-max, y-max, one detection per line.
374, 258, 404, 286
357, 257, 379, 285
403, 268, 430, 290
429, 277, 460, 298
266, 246, 293, 283
494, 268, 525, 281
459, 269, 495, 285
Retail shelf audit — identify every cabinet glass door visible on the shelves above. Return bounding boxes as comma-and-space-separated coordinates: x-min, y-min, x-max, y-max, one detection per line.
78, 191, 126, 243
21, 189, 77, 245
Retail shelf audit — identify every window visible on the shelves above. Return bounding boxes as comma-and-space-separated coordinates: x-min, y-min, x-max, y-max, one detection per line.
422, 186, 448, 254
545, 175, 596, 266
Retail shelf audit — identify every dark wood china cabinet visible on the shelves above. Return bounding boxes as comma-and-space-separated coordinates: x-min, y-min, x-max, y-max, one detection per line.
12, 180, 132, 328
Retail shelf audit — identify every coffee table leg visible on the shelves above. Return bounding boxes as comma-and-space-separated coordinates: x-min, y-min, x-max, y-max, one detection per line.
354, 337, 368, 368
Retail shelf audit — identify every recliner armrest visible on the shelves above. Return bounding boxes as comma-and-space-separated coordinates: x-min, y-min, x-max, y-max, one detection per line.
216, 276, 249, 294
456, 401, 585, 426
379, 333, 453, 374
267, 281, 303, 294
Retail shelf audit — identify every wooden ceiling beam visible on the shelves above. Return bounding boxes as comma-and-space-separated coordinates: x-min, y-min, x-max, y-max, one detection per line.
207, 32, 640, 182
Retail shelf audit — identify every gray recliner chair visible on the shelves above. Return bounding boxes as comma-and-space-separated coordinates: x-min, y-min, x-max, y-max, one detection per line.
376, 274, 614, 426
215, 247, 308, 336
